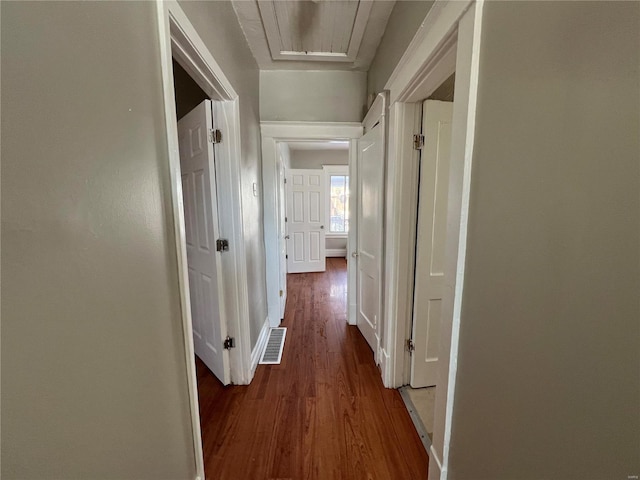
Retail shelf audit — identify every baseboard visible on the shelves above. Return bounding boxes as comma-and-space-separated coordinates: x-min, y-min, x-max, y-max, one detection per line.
250, 318, 270, 377
326, 248, 347, 258
429, 445, 443, 480
380, 348, 392, 388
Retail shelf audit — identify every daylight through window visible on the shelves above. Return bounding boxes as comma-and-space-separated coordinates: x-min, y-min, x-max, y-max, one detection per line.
329, 175, 349, 233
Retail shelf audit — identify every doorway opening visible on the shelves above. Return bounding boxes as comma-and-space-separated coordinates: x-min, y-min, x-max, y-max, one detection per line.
399, 72, 456, 453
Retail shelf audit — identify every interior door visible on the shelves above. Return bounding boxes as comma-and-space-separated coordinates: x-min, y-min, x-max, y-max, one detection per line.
410, 100, 453, 388
178, 99, 230, 385
356, 123, 384, 357
277, 151, 287, 318
285, 169, 326, 273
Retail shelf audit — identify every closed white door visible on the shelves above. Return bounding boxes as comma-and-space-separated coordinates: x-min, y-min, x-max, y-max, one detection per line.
286, 169, 326, 273
356, 123, 384, 356
277, 153, 287, 318
178, 99, 230, 385
411, 100, 453, 388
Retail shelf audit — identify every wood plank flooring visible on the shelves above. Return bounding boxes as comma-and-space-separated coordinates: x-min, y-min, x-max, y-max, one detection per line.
196, 257, 429, 480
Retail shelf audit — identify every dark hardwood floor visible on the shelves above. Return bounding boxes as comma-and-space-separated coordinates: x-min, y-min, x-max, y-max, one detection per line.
196, 257, 429, 479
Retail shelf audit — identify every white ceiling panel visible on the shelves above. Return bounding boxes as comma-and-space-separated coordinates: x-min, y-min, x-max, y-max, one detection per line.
232, 0, 395, 71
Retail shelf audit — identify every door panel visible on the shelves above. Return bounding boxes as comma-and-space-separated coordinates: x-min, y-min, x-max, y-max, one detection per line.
286, 169, 326, 273
357, 123, 384, 356
178, 99, 230, 385
411, 100, 453, 388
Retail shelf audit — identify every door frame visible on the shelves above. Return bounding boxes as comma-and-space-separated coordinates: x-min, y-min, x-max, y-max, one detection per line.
381, 1, 483, 479
261, 122, 363, 327
156, 2, 253, 478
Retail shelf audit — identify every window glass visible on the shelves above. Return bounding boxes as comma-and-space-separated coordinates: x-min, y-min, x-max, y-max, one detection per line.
329, 175, 349, 233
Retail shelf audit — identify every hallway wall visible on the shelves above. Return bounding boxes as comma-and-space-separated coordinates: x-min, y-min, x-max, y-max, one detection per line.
448, 2, 640, 478
179, 0, 268, 349
367, 0, 434, 101
260, 70, 367, 122
1, 2, 196, 478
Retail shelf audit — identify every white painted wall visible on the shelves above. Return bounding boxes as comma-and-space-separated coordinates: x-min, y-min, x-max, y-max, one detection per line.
367, 1, 434, 100
290, 149, 349, 169
260, 70, 367, 122
448, 2, 640, 478
1, 3, 196, 478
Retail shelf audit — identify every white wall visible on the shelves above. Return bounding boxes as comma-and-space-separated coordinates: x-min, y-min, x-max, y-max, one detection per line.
289, 149, 349, 169
179, 0, 268, 349
260, 70, 367, 122
448, 2, 640, 478
367, 1, 434, 100
1, 3, 196, 478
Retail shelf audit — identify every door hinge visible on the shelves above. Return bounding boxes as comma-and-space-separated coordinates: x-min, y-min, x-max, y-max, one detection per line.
285, 216, 288, 222
216, 238, 229, 252
406, 339, 415, 354
223, 336, 235, 349
284, 178, 287, 184
209, 128, 222, 144
279, 289, 283, 297
413, 134, 425, 150
286, 254, 288, 259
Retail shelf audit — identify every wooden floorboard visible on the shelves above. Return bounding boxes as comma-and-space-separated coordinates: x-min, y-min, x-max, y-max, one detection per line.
196, 257, 429, 480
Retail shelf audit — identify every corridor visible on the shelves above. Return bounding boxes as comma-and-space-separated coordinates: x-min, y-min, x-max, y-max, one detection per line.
196, 257, 429, 479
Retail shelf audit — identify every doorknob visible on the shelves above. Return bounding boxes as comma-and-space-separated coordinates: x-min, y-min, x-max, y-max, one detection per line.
320, 225, 324, 229
352, 251, 359, 258
285, 235, 290, 239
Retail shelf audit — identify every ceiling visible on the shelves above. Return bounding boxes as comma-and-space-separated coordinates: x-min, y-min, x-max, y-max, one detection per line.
232, 1, 395, 71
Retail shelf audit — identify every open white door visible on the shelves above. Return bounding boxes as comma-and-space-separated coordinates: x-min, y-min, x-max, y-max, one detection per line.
178, 99, 230, 385
410, 100, 453, 388
277, 151, 287, 318
285, 169, 326, 273
356, 123, 384, 357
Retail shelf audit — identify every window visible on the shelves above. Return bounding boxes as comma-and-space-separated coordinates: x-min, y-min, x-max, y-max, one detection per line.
329, 174, 349, 234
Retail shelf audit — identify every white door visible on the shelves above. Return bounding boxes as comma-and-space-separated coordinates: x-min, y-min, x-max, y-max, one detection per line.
277, 153, 287, 318
410, 100, 453, 388
285, 169, 326, 273
178, 99, 230, 385
356, 123, 384, 357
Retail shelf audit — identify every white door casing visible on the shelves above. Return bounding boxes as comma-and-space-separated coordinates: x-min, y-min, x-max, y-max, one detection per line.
178, 99, 230, 385
356, 123, 384, 358
286, 169, 326, 273
411, 100, 454, 388
277, 150, 287, 318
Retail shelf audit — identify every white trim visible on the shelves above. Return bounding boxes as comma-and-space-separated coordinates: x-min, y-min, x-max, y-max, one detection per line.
347, 139, 359, 326
383, 102, 421, 389
250, 318, 271, 376
384, 0, 473, 104
326, 248, 347, 258
440, 4, 484, 479
155, 3, 204, 478
262, 122, 362, 328
428, 445, 444, 480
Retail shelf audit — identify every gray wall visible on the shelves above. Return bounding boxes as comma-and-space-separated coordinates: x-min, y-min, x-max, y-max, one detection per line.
261, 70, 367, 122
179, 1, 267, 349
449, 2, 640, 478
367, 1, 434, 100
1, 2, 196, 478
289, 149, 349, 170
